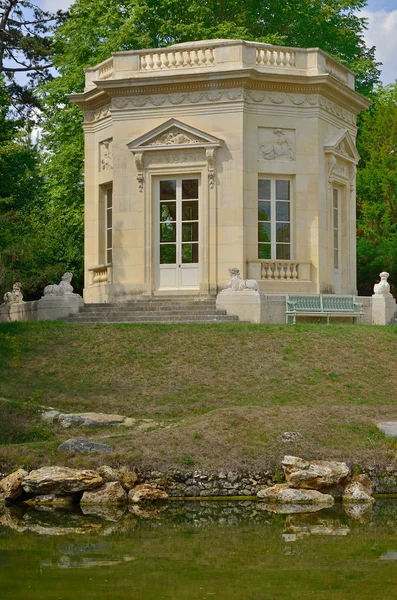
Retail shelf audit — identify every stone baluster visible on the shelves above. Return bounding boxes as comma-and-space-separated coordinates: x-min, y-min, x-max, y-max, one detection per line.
147, 54, 154, 70
185, 51, 192, 67
192, 49, 199, 67
169, 52, 177, 68
154, 53, 162, 69
140, 55, 147, 70
162, 53, 169, 69
291, 263, 298, 279
207, 48, 215, 66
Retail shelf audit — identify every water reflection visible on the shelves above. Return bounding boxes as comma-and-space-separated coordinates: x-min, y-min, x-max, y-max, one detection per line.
1, 500, 397, 599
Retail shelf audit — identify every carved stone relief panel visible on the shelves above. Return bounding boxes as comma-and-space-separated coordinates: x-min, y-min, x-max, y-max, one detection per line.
258, 127, 296, 161
99, 138, 113, 171
142, 127, 202, 147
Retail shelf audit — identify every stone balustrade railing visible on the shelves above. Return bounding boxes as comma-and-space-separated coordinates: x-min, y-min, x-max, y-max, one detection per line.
84, 40, 354, 90
97, 58, 114, 80
139, 48, 215, 71
247, 260, 312, 282
88, 264, 112, 285
256, 47, 296, 69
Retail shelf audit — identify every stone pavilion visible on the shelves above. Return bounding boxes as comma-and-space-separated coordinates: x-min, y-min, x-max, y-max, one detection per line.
69, 39, 370, 303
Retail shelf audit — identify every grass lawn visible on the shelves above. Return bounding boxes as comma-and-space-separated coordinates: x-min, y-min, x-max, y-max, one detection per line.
1, 321, 397, 473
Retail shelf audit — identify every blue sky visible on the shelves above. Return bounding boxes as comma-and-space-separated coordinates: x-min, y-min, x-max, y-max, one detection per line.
39, 0, 397, 84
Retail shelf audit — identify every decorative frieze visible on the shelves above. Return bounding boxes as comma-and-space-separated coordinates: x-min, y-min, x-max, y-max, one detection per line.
111, 90, 355, 125
85, 104, 111, 123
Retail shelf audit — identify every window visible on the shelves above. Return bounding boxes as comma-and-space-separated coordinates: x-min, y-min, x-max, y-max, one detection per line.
333, 187, 340, 270
258, 178, 291, 260
106, 186, 113, 264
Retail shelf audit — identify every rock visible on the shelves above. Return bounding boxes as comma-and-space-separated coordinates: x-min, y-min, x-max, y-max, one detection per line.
116, 469, 138, 492
23, 466, 103, 495
41, 410, 60, 423
128, 484, 168, 503
257, 483, 334, 505
277, 432, 303, 443
354, 474, 374, 495
342, 481, 375, 504
81, 482, 127, 505
282, 456, 350, 490
0, 469, 28, 501
98, 465, 119, 482
57, 412, 127, 428
377, 421, 397, 438
57, 439, 112, 454
25, 494, 74, 507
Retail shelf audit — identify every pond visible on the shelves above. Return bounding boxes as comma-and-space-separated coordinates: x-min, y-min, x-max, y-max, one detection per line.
1, 500, 397, 599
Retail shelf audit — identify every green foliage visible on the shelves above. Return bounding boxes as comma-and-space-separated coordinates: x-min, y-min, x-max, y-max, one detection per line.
356, 83, 397, 294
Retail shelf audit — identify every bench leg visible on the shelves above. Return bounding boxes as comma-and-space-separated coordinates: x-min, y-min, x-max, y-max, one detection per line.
293, 314, 296, 325
327, 314, 330, 325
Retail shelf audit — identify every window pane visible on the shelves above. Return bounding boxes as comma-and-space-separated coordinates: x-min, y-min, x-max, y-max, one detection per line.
107, 248, 112, 264
258, 222, 271, 243
276, 223, 290, 243
258, 201, 271, 221
182, 179, 199, 199
107, 229, 112, 250
276, 180, 290, 200
160, 222, 176, 242
182, 222, 198, 242
333, 229, 339, 249
106, 188, 113, 208
258, 179, 271, 200
182, 200, 198, 221
258, 243, 271, 259
160, 180, 176, 200
107, 209, 112, 229
333, 188, 339, 205
334, 250, 339, 270
160, 202, 176, 222
160, 244, 176, 264
181, 243, 198, 263
276, 201, 290, 222
276, 244, 291, 260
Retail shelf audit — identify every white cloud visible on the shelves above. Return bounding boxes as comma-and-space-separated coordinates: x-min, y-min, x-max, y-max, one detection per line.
361, 9, 397, 84
40, 0, 74, 11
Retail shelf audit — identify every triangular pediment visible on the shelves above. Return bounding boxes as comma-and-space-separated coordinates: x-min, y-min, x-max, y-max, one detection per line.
127, 119, 222, 152
324, 129, 360, 163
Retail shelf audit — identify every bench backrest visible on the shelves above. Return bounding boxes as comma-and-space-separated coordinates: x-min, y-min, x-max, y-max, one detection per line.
286, 295, 322, 312
322, 295, 356, 312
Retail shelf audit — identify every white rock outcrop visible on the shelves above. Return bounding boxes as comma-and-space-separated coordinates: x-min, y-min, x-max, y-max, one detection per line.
282, 456, 350, 490
22, 466, 103, 495
257, 483, 334, 505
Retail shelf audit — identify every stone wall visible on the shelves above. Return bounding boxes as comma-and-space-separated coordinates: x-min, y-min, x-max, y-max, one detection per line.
138, 468, 397, 497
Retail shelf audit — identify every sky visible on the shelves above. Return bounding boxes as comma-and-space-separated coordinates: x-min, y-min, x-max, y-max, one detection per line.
39, 0, 397, 84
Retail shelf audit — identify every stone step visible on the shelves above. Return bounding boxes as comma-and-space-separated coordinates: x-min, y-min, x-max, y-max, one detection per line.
64, 314, 238, 323
63, 317, 238, 324
80, 305, 219, 313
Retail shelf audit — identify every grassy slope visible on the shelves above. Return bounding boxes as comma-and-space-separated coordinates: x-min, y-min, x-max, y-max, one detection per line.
1, 321, 397, 473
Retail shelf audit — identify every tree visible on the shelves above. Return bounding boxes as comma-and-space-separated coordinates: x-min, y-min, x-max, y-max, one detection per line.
0, 0, 65, 115
356, 84, 397, 295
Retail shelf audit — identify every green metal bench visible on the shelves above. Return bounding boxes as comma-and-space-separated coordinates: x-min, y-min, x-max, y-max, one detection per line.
286, 294, 364, 324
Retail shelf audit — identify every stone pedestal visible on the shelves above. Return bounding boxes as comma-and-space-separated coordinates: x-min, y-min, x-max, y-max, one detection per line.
37, 295, 84, 321
371, 294, 396, 325
216, 290, 261, 323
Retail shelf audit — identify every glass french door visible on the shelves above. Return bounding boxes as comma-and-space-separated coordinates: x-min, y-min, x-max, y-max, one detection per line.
155, 176, 200, 290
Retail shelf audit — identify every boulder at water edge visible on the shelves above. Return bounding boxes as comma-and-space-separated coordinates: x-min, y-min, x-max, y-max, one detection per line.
257, 483, 334, 505
128, 484, 168, 503
25, 494, 74, 507
81, 482, 128, 505
22, 466, 103, 495
0, 469, 28, 501
282, 456, 350, 490
343, 481, 375, 504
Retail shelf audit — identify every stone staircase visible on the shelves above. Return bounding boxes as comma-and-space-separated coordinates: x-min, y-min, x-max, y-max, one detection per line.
62, 296, 240, 324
